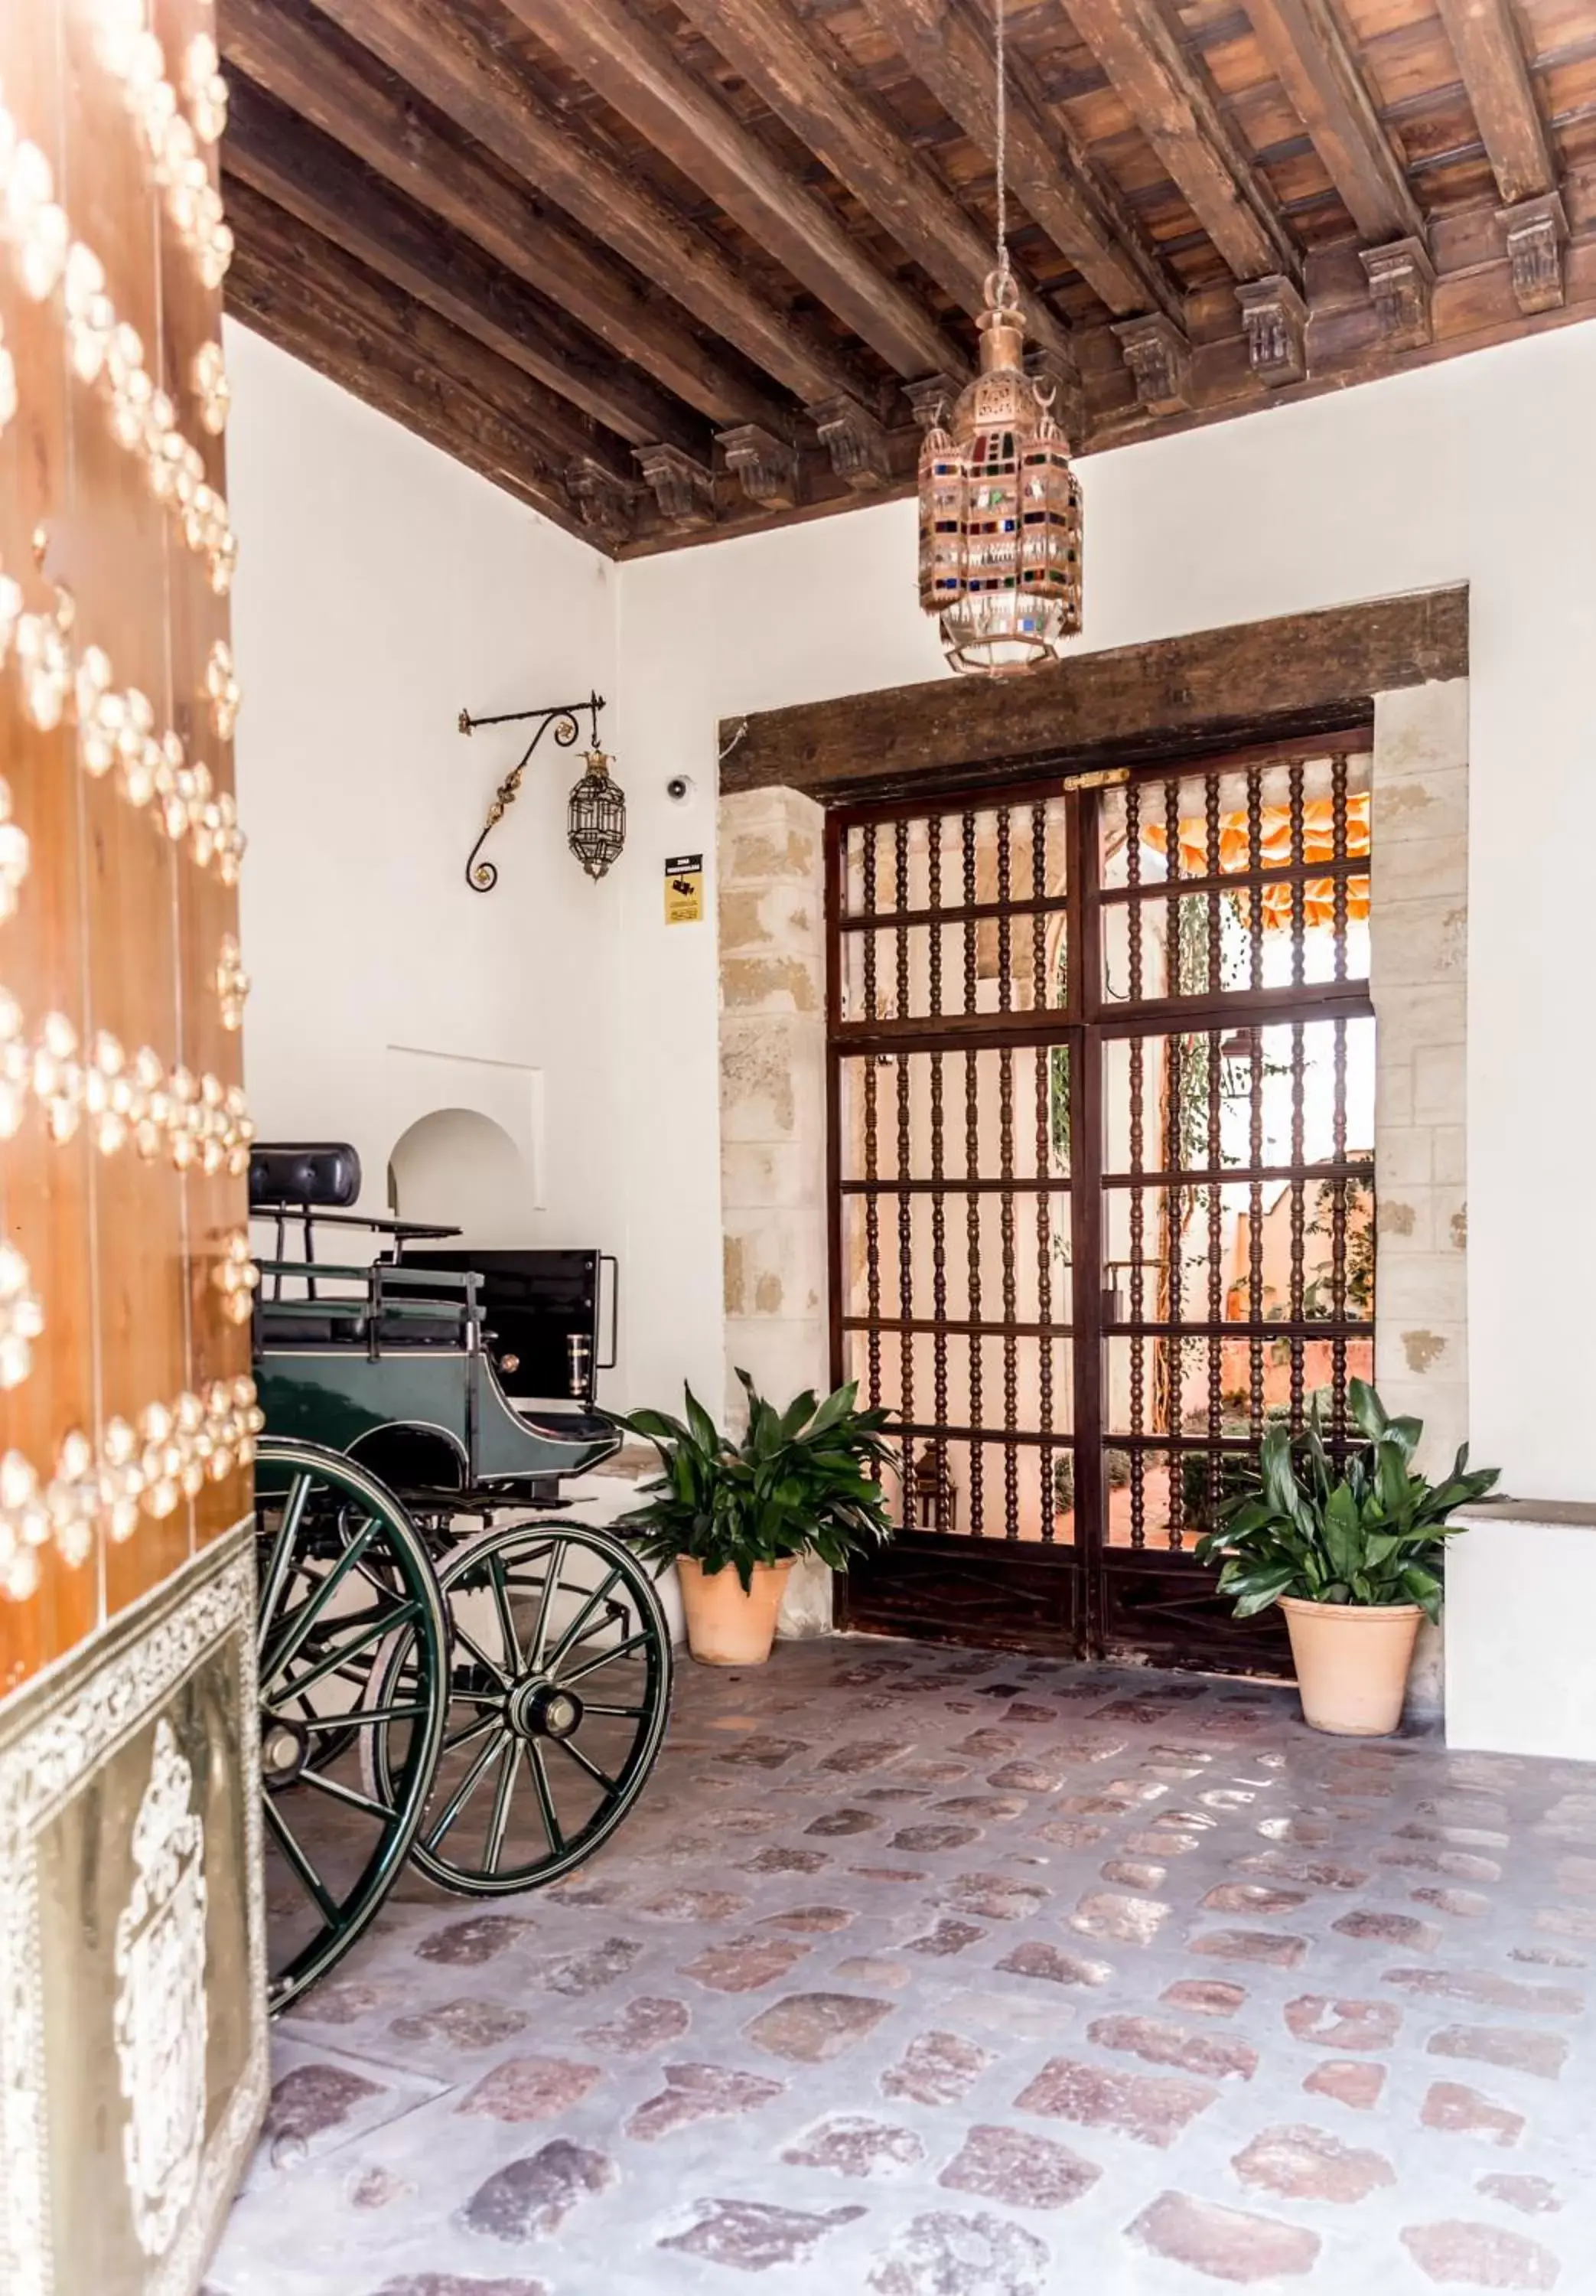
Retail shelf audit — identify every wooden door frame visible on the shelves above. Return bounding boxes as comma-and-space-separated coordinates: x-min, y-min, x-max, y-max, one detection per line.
720, 589, 1467, 803
718, 586, 1471, 1690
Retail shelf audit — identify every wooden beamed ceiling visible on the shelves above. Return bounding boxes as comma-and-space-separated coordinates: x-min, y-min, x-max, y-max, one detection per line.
220, 0, 1596, 557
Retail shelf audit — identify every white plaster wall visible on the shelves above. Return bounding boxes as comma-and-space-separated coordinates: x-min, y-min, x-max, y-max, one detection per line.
618, 317, 1596, 1503
226, 309, 1596, 1500
226, 322, 636, 1394
1447, 1505, 1596, 1757
614, 514, 946, 1414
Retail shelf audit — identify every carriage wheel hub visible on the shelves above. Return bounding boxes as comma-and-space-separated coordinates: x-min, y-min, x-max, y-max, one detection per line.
261, 1714, 310, 1786
506, 1680, 583, 1740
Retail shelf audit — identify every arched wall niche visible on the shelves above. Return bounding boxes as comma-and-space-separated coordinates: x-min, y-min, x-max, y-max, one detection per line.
388, 1106, 530, 1244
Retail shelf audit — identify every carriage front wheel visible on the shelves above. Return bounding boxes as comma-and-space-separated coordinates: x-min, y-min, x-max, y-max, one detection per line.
256, 1440, 450, 2010
362, 1518, 672, 1896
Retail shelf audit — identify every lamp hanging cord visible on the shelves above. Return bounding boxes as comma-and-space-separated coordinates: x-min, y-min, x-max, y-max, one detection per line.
994, 0, 1010, 294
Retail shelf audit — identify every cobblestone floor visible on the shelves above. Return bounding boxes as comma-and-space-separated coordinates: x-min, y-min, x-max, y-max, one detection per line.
210, 1637, 1596, 2294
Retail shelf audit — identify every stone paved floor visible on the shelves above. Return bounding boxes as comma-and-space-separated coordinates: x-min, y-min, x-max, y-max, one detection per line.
209, 1638, 1596, 2294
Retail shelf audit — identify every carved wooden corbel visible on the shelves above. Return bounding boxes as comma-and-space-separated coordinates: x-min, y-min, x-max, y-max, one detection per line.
904, 373, 961, 434
633, 443, 716, 529
1360, 236, 1435, 351
1111, 314, 1192, 417
806, 393, 891, 491
565, 456, 636, 548
1497, 191, 1567, 316
1236, 274, 1309, 387
718, 422, 799, 510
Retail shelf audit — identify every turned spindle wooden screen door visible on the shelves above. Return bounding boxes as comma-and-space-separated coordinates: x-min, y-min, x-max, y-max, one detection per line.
827, 732, 1377, 1672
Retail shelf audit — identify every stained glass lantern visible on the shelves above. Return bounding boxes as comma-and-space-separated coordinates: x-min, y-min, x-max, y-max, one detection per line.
918, 270, 1083, 677
567, 748, 626, 882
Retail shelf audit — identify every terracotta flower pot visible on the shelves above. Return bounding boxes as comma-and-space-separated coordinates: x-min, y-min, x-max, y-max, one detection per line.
1279, 1596, 1424, 1736
676, 1556, 793, 1666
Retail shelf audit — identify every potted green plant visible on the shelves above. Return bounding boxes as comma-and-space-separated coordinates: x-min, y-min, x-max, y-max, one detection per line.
614, 1372, 896, 1666
1194, 1380, 1499, 1736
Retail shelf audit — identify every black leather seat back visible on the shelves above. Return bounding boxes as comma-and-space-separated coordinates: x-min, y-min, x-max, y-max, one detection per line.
250, 1142, 363, 1209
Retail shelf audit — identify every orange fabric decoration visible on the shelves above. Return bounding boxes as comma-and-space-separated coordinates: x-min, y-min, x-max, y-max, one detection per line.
1140, 791, 1369, 932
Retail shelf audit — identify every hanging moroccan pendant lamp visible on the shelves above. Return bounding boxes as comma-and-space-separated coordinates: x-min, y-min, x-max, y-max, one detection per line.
917, 2, 1083, 675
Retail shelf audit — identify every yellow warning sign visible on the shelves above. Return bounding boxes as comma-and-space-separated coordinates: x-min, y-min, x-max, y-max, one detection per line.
664, 852, 704, 926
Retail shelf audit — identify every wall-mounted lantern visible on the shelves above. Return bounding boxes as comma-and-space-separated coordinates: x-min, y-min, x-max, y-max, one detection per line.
566, 745, 626, 882
460, 689, 627, 889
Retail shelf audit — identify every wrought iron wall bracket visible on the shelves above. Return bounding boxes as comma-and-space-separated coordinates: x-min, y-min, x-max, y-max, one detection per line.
461, 691, 605, 892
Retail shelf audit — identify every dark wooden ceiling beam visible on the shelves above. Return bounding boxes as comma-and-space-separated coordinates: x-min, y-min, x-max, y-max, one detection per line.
862, 0, 1185, 327
1239, 0, 1425, 244
310, 0, 870, 415
219, 0, 789, 435
213, 0, 1592, 559
225, 77, 692, 463
1057, 0, 1301, 285
722, 588, 1469, 799
1433, 0, 1558, 205
661, 0, 1074, 375
499, 0, 969, 386
224, 182, 588, 540
1432, 0, 1570, 315
223, 171, 591, 468
1431, 0, 1566, 313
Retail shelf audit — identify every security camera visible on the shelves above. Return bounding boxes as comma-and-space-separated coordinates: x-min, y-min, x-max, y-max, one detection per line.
666, 775, 695, 804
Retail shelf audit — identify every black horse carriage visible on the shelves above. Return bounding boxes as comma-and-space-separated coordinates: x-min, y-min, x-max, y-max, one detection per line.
250, 1143, 671, 2011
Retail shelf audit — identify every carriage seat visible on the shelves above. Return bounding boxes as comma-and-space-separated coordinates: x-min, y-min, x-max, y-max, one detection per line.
259, 1311, 345, 1347
259, 1309, 473, 1349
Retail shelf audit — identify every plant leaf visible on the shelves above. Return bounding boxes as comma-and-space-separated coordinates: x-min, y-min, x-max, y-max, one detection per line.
1347, 1378, 1387, 1440
1191, 1378, 1497, 1629
1321, 1482, 1361, 1582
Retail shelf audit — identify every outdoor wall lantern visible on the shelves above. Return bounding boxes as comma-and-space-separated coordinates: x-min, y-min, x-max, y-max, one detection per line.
460, 689, 627, 889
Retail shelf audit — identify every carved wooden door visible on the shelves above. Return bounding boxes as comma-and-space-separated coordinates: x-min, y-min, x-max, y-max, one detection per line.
0, 7, 265, 2292
828, 736, 1376, 1673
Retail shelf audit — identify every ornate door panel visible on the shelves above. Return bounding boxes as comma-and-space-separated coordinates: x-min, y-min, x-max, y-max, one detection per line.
0, 7, 265, 2291
829, 789, 1081, 1653
829, 736, 1376, 1675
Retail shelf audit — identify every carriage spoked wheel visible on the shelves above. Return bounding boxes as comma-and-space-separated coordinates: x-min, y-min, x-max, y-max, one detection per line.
256, 1440, 450, 2011
362, 1519, 671, 1896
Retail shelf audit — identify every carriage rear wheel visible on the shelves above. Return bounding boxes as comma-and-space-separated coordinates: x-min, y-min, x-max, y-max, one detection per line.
256, 1440, 449, 2011
362, 1518, 671, 1896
